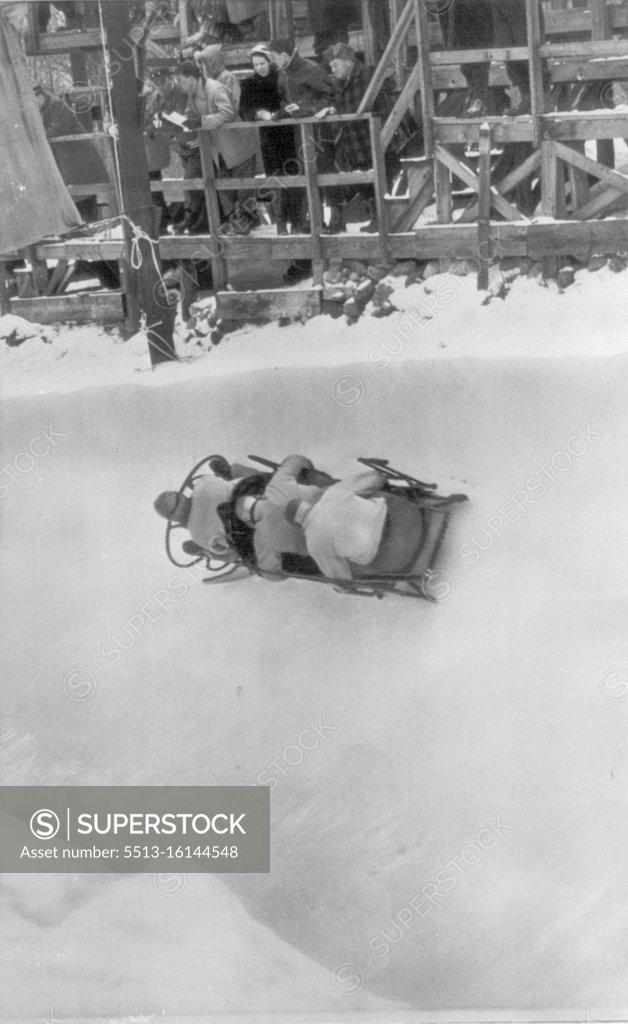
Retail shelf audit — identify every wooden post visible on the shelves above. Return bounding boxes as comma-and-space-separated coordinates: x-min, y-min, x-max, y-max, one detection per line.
300, 122, 324, 286
268, 0, 294, 42
100, 1, 176, 365
412, 0, 434, 159
0, 261, 12, 315
477, 122, 491, 290
178, 0, 189, 41
591, 0, 615, 168
390, 0, 407, 89
198, 131, 229, 290
368, 116, 391, 264
541, 138, 562, 276
361, 0, 376, 66
525, 0, 545, 149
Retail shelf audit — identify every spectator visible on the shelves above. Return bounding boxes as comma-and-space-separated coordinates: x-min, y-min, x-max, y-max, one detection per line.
224, 0, 268, 41
438, 0, 494, 116
190, 45, 261, 233
143, 67, 188, 230
239, 44, 301, 234
268, 37, 336, 232
174, 60, 210, 232
34, 83, 109, 222
322, 42, 392, 233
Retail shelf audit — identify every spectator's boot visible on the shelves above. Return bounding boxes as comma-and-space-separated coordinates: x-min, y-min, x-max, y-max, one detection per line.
323, 205, 346, 234
359, 200, 379, 234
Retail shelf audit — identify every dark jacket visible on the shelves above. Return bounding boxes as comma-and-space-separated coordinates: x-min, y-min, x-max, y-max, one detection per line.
308, 0, 360, 57
278, 50, 335, 117
330, 61, 394, 171
239, 65, 296, 175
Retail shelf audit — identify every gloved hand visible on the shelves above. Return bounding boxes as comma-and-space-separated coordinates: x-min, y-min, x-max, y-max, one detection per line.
185, 112, 203, 129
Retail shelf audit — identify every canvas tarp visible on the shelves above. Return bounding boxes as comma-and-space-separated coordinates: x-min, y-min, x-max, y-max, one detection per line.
0, 9, 83, 255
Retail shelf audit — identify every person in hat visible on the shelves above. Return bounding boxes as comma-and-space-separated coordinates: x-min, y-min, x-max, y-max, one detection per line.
268, 37, 335, 233
154, 455, 326, 576
319, 42, 393, 234
190, 44, 262, 233
307, 0, 359, 61
239, 44, 301, 234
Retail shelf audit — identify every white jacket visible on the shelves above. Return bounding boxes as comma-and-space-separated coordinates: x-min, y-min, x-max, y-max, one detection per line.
299, 471, 387, 580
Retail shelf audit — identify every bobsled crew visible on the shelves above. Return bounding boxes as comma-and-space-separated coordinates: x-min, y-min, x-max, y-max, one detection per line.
154, 455, 468, 601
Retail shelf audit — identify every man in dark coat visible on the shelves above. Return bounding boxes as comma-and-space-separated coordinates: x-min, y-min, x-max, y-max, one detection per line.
34, 84, 109, 222
268, 37, 336, 232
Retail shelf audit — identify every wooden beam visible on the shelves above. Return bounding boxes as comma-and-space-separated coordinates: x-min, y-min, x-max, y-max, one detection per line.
381, 64, 421, 150
459, 149, 542, 223
553, 140, 628, 193
198, 132, 229, 290
9, 292, 124, 325
357, 0, 413, 115
477, 123, 491, 290
526, 0, 546, 149
300, 123, 325, 285
216, 287, 322, 321
369, 116, 391, 263
100, 1, 176, 364
413, 0, 434, 159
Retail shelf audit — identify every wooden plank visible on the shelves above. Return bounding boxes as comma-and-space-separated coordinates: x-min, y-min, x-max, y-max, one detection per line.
548, 112, 628, 141
553, 140, 628, 193
361, 0, 376, 66
541, 40, 628, 59
381, 64, 421, 150
565, 143, 591, 213
434, 117, 534, 145
541, 138, 564, 226
216, 287, 322, 321
477, 123, 491, 291
357, 0, 413, 115
527, 219, 628, 257
591, 0, 611, 40
25, 29, 103, 54
526, 0, 546, 149
549, 57, 628, 83
198, 132, 228, 290
571, 185, 626, 221
300, 123, 324, 286
430, 47, 529, 66
10, 292, 124, 325
369, 116, 391, 263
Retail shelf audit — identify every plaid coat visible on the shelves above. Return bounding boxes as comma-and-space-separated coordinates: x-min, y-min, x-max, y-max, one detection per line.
330, 61, 387, 172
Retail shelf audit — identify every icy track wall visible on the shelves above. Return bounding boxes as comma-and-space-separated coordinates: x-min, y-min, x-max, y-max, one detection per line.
1, 350, 627, 1016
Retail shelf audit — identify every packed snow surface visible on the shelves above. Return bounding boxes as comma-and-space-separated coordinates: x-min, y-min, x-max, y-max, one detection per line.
1, 266, 627, 1016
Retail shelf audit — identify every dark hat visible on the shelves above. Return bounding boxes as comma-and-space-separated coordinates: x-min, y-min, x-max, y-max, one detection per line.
154, 490, 192, 525
324, 42, 356, 62
175, 60, 201, 78
268, 37, 293, 56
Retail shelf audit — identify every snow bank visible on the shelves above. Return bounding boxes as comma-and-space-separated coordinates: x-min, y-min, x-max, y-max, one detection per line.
2, 264, 627, 400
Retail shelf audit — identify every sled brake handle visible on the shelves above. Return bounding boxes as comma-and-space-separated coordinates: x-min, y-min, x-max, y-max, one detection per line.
248, 455, 280, 471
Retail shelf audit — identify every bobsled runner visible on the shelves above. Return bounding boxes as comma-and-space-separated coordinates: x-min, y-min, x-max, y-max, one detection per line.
161, 455, 467, 602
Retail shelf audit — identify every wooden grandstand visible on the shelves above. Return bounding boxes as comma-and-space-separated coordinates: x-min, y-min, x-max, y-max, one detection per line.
2, 0, 628, 346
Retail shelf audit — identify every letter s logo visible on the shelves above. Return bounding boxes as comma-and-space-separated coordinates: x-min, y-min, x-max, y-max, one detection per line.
30, 809, 60, 839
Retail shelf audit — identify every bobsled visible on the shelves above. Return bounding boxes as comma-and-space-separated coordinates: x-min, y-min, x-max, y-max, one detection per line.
162, 455, 467, 602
